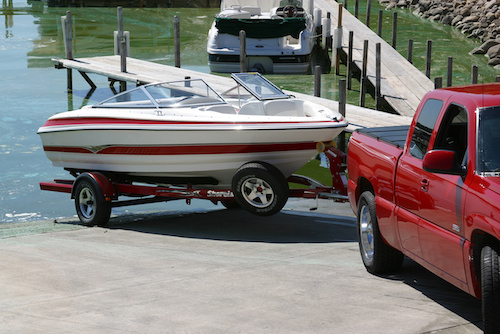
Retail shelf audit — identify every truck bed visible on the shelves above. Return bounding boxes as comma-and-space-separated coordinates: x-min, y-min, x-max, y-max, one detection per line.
356, 126, 410, 149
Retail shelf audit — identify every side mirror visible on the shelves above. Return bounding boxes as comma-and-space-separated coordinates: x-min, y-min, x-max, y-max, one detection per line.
423, 150, 466, 176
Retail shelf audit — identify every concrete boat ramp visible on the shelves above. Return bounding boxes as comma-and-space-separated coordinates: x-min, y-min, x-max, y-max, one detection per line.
0, 201, 483, 333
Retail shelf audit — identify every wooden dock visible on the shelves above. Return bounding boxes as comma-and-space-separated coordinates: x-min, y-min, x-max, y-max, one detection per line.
53, 55, 412, 131
316, 0, 434, 117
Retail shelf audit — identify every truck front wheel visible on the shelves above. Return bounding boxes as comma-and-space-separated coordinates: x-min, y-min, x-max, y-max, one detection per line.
481, 245, 500, 333
357, 191, 403, 274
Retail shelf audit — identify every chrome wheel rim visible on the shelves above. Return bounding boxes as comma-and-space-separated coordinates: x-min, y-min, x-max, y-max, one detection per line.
78, 186, 96, 219
359, 204, 374, 262
241, 177, 274, 208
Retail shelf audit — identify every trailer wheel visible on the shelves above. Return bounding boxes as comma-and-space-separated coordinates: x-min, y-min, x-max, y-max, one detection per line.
481, 245, 500, 333
74, 176, 111, 227
357, 191, 403, 274
232, 162, 289, 216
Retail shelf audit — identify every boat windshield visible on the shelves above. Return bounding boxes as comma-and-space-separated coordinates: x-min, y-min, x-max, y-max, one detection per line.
221, 0, 310, 12
230, 72, 289, 101
95, 79, 226, 109
478, 106, 500, 175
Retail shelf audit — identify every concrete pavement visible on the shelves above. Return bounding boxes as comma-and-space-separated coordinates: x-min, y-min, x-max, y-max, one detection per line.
0, 200, 483, 333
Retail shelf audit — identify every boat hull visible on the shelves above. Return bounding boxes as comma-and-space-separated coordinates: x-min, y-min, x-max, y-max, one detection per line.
39, 119, 345, 186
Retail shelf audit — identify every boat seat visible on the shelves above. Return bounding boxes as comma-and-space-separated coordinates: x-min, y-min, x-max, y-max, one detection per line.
238, 101, 266, 115
264, 100, 303, 117
241, 6, 261, 16
202, 105, 237, 114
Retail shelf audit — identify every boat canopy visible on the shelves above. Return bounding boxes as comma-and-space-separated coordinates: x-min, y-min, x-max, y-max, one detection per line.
221, 0, 310, 13
215, 17, 306, 39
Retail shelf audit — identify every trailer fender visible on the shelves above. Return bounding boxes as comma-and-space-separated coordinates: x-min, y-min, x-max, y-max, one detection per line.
72, 172, 117, 201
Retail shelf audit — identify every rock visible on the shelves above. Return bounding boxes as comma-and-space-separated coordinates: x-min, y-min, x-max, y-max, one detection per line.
462, 15, 480, 24
487, 56, 500, 66
470, 39, 500, 55
486, 43, 500, 58
441, 14, 454, 25
451, 15, 464, 26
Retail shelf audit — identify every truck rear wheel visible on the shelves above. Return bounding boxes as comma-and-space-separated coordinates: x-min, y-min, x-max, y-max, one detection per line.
232, 162, 289, 216
481, 245, 500, 334
74, 174, 111, 227
357, 191, 403, 274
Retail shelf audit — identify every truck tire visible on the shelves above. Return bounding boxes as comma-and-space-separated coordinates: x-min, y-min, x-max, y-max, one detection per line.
481, 245, 500, 334
357, 191, 403, 274
74, 175, 111, 227
232, 162, 289, 216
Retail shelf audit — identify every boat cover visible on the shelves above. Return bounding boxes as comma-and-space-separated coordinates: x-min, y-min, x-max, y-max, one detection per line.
215, 17, 306, 39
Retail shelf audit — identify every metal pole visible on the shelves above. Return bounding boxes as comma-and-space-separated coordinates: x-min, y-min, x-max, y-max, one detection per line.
354, 0, 359, 18
471, 65, 478, 84
314, 65, 322, 97
425, 40, 432, 78
392, 12, 397, 49
239, 30, 247, 72
174, 15, 181, 68
447, 56, 453, 87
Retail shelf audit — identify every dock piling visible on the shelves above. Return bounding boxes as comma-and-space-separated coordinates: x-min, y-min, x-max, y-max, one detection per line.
239, 30, 247, 72
347, 30, 354, 90
392, 12, 397, 49
334, 5, 343, 75
471, 65, 478, 84
407, 39, 413, 64
62, 11, 73, 92
117, 6, 127, 91
360, 40, 368, 107
174, 15, 181, 68
365, 0, 371, 27
425, 40, 432, 78
447, 56, 453, 87
377, 10, 382, 37
314, 65, 322, 97
376, 42, 381, 110
435, 76, 443, 89
338, 78, 347, 152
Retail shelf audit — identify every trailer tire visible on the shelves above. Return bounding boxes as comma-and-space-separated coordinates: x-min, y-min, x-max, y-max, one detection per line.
232, 162, 289, 216
481, 245, 500, 334
74, 175, 111, 227
357, 191, 403, 274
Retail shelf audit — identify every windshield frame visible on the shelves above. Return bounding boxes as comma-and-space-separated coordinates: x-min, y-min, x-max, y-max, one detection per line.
93, 79, 227, 109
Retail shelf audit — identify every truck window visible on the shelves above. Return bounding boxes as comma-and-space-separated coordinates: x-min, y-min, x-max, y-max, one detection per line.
433, 104, 468, 166
478, 106, 500, 174
409, 99, 443, 159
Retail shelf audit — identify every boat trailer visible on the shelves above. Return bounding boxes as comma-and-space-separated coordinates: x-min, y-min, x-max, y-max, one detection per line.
40, 145, 348, 226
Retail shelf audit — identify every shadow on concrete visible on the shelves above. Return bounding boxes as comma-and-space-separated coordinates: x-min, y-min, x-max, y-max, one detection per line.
104, 207, 358, 244
382, 258, 483, 331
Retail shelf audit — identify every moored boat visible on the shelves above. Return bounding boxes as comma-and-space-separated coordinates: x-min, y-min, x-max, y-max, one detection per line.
207, 0, 321, 74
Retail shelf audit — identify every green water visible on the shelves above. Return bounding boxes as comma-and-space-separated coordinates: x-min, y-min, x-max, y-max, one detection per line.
0, 0, 498, 223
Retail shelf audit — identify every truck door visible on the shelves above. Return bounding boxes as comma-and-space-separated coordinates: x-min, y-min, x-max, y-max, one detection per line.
395, 98, 443, 258
418, 103, 468, 284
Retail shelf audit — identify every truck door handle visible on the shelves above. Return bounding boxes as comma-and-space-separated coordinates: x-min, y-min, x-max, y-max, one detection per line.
421, 179, 429, 192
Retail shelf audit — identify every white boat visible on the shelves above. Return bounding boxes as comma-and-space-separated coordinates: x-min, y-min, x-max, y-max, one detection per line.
38, 73, 347, 188
207, 0, 320, 74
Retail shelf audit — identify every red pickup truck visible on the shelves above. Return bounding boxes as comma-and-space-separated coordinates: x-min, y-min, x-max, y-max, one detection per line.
347, 83, 500, 333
